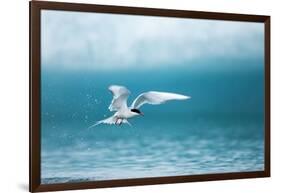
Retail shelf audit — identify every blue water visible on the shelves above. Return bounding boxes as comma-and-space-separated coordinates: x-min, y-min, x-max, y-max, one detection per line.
40, 59, 264, 184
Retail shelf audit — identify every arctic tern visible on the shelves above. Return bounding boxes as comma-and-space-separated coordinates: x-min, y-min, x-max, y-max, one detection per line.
90, 85, 190, 127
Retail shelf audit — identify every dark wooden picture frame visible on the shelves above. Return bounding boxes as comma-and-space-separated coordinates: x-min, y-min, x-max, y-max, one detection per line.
30, 1, 270, 192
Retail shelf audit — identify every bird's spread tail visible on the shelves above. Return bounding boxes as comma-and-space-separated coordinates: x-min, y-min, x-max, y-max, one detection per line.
88, 116, 131, 128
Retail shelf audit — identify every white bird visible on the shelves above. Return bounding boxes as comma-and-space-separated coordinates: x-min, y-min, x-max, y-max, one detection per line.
90, 85, 190, 127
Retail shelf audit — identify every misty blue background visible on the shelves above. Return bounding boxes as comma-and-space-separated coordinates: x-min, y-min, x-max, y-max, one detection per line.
40, 10, 265, 184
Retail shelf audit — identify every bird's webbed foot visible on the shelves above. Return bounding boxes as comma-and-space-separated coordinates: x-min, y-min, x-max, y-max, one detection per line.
119, 119, 123, 126
115, 118, 123, 126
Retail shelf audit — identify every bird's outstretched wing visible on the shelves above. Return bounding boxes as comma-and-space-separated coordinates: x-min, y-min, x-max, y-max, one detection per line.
88, 116, 117, 128
88, 116, 131, 128
108, 85, 130, 111
131, 91, 190, 109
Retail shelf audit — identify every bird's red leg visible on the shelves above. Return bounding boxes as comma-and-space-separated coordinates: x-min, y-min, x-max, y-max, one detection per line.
115, 118, 119, 125
119, 119, 123, 126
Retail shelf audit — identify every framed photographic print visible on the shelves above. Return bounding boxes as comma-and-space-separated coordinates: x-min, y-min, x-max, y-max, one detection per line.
30, 1, 270, 192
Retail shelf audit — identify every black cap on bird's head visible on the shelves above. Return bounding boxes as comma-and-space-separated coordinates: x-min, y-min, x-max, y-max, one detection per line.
131, 108, 144, 116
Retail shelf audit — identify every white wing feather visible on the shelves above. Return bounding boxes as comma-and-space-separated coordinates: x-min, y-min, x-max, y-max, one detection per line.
89, 116, 117, 128
108, 85, 130, 111
88, 116, 131, 128
131, 91, 190, 109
